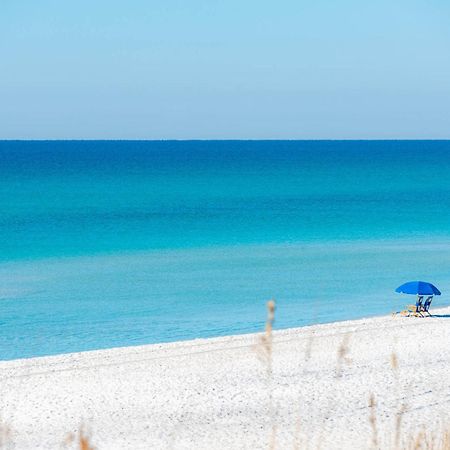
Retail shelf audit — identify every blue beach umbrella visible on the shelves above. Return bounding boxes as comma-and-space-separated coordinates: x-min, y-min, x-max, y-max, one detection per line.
395, 281, 441, 296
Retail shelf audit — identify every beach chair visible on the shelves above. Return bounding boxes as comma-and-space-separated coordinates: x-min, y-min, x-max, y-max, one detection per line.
422, 296, 433, 316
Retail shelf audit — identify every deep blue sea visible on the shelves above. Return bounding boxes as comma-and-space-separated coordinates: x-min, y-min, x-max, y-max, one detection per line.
1, 140, 450, 360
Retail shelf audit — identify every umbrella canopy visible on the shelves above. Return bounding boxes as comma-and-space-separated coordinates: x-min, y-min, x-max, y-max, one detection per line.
395, 281, 441, 296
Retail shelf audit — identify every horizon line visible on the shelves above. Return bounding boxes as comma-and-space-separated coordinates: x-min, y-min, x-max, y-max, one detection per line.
1, 138, 450, 142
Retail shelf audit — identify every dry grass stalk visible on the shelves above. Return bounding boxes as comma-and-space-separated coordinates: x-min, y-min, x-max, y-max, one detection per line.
336, 333, 351, 378
304, 328, 315, 364
255, 300, 276, 375
292, 418, 302, 450
255, 300, 276, 449
269, 425, 277, 450
411, 430, 426, 450
0, 418, 11, 449
391, 351, 399, 372
442, 429, 450, 450
443, 429, 450, 449
64, 427, 95, 450
368, 394, 379, 449
394, 403, 408, 449
390, 348, 409, 450
78, 429, 95, 450
404, 427, 450, 450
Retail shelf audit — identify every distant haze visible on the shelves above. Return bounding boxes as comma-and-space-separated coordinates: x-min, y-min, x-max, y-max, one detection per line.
1, 0, 449, 139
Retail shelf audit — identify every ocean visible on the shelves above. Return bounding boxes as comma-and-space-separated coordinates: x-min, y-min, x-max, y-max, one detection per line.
1, 140, 450, 360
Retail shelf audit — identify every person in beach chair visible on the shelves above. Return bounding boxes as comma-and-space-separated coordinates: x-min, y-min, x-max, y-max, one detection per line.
422, 296, 433, 316
400, 296, 424, 317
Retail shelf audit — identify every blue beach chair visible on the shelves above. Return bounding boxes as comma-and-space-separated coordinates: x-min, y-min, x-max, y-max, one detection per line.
414, 296, 424, 317
422, 296, 433, 316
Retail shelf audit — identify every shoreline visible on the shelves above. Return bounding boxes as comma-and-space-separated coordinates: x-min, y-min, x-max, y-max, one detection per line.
2, 307, 450, 449
0, 309, 391, 364
1, 302, 448, 364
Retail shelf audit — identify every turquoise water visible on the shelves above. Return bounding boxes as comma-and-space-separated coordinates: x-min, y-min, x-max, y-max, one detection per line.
1, 141, 450, 360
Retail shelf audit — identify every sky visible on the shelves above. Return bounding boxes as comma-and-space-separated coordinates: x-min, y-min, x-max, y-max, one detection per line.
1, 0, 449, 139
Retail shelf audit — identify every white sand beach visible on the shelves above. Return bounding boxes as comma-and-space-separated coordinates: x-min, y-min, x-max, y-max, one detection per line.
1, 308, 450, 450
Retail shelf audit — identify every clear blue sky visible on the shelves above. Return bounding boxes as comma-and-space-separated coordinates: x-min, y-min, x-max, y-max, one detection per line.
1, 0, 449, 139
